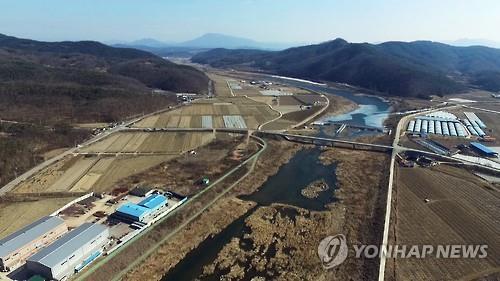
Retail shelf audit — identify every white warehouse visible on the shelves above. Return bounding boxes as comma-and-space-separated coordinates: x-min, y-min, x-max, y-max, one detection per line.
26, 223, 109, 281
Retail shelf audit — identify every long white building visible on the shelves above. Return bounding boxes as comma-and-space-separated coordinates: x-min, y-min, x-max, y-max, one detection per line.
26, 223, 109, 281
0, 216, 66, 272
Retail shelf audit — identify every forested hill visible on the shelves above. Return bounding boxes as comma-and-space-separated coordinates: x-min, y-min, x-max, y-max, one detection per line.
0, 33, 209, 123
192, 38, 500, 97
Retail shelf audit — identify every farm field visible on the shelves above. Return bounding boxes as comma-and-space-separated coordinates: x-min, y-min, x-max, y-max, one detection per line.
10, 131, 239, 194
13, 155, 174, 193
260, 119, 296, 130
207, 73, 233, 97
80, 131, 215, 153
247, 96, 275, 106
386, 165, 500, 281
0, 196, 76, 239
133, 97, 279, 130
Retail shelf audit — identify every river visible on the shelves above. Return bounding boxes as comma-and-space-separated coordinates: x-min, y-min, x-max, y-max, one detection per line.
160, 74, 391, 280
269, 77, 392, 128
161, 148, 337, 280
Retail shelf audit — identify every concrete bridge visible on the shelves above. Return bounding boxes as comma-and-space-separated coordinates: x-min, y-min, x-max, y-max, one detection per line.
124, 127, 393, 153
258, 131, 393, 152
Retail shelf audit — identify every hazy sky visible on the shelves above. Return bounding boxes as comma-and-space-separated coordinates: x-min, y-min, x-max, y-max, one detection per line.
1, 0, 499, 43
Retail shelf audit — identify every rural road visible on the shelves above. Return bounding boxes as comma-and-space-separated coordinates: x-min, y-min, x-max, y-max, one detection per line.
74, 136, 267, 281
292, 94, 330, 129
377, 105, 463, 281
0, 125, 124, 196
462, 104, 500, 115
109, 136, 266, 281
0, 104, 183, 196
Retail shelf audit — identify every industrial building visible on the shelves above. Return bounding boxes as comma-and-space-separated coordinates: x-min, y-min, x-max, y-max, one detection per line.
470, 142, 499, 157
464, 112, 486, 128
26, 223, 109, 281
112, 194, 168, 223
404, 111, 487, 138
0, 216, 67, 272
464, 112, 487, 137
406, 117, 467, 137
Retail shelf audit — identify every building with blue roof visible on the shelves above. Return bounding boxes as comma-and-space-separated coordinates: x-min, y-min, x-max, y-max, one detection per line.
470, 142, 499, 157
112, 194, 168, 223
138, 194, 167, 211
115, 203, 152, 222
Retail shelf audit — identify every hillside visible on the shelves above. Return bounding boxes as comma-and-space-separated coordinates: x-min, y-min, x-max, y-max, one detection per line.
0, 33, 209, 123
0, 33, 208, 188
192, 39, 500, 97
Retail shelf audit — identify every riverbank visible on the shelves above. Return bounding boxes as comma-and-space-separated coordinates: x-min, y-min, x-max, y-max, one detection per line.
319, 148, 390, 280
162, 147, 390, 281
122, 140, 303, 281
321, 93, 359, 118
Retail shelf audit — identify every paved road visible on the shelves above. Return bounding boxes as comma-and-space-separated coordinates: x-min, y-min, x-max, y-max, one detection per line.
74, 152, 180, 156
377, 105, 460, 281
377, 105, 500, 281
292, 94, 330, 129
276, 132, 393, 150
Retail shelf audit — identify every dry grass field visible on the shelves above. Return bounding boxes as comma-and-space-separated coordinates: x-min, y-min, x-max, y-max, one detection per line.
0, 196, 76, 239
386, 165, 500, 281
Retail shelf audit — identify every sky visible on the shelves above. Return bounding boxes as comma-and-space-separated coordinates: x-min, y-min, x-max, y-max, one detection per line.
0, 0, 499, 44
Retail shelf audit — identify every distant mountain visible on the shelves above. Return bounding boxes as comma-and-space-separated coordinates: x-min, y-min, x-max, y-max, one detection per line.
112, 33, 300, 57
178, 33, 258, 49
112, 44, 210, 58
445, 39, 500, 49
0, 33, 209, 123
192, 39, 500, 97
129, 38, 174, 48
